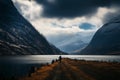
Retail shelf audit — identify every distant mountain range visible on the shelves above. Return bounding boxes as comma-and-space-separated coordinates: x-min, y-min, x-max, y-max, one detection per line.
58, 36, 88, 54
0, 0, 65, 55
79, 16, 120, 55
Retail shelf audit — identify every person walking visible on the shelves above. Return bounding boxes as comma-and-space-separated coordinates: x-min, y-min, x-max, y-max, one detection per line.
59, 56, 62, 63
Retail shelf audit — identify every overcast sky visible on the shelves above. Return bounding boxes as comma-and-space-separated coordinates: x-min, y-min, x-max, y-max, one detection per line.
12, 0, 120, 49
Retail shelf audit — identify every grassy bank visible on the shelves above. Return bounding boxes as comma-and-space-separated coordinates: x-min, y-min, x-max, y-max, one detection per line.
20, 58, 120, 80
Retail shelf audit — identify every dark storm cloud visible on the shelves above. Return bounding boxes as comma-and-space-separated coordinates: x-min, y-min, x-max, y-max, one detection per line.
35, 0, 120, 18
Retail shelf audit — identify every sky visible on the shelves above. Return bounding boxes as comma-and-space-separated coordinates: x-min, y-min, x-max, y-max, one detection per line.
12, 0, 120, 52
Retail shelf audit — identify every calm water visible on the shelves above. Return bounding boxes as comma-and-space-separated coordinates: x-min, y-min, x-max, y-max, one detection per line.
0, 55, 120, 77
0, 55, 120, 64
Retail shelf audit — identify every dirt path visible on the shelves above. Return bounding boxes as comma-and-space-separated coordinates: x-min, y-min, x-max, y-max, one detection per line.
20, 58, 120, 80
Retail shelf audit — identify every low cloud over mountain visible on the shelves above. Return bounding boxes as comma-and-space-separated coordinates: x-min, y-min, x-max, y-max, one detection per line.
13, 0, 120, 53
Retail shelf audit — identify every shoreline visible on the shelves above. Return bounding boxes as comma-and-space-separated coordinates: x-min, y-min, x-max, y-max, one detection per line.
19, 58, 120, 80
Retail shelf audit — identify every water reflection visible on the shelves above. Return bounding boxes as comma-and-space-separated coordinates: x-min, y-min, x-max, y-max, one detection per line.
0, 55, 120, 64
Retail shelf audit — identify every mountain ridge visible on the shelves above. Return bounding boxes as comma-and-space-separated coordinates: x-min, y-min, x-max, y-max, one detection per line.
80, 15, 120, 55
0, 0, 65, 55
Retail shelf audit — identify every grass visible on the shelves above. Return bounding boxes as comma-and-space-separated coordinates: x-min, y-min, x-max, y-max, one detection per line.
19, 58, 120, 80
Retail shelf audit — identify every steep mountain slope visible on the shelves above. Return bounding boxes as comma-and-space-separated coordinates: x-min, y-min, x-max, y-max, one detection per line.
80, 16, 120, 55
0, 0, 64, 55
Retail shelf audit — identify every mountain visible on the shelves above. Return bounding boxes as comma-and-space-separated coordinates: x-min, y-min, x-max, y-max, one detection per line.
58, 36, 88, 54
0, 0, 64, 55
80, 16, 120, 55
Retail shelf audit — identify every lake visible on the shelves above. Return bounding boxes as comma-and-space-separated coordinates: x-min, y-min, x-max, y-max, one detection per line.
0, 55, 120, 64
0, 55, 120, 78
